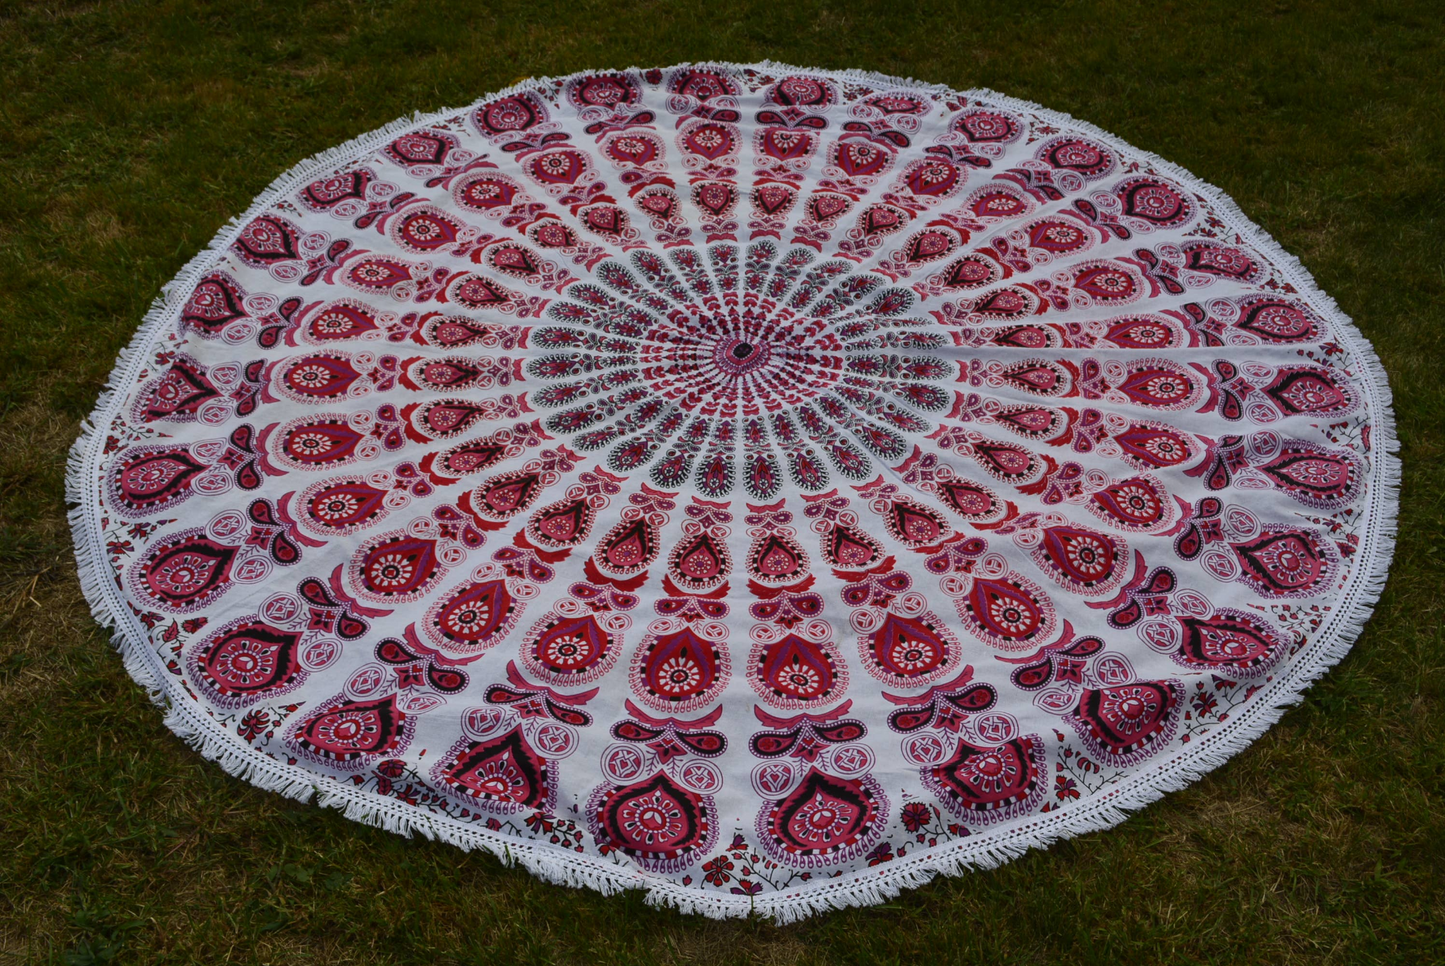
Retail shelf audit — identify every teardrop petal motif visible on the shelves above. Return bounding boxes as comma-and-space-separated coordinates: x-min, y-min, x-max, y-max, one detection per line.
596, 517, 661, 577
300, 478, 391, 534
821, 523, 884, 569
468, 470, 544, 521
922, 735, 1047, 825
747, 532, 810, 584
667, 531, 731, 592
422, 578, 520, 657
284, 695, 413, 772
881, 497, 952, 548
109, 445, 206, 517
1175, 610, 1287, 678
521, 612, 616, 684
1230, 526, 1338, 599
1029, 524, 1129, 596
588, 771, 717, 873
936, 479, 1008, 523
861, 610, 964, 687
1088, 475, 1174, 533
957, 575, 1058, 652
131, 531, 238, 613
187, 618, 305, 708
758, 768, 888, 868
630, 626, 729, 713
1256, 441, 1363, 509
349, 533, 445, 603
526, 496, 596, 550
433, 727, 556, 813
1066, 680, 1184, 767
748, 633, 848, 708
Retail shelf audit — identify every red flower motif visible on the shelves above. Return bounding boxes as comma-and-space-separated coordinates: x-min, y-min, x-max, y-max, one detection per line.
702, 855, 734, 885
866, 842, 895, 866
901, 801, 932, 832
237, 708, 270, 741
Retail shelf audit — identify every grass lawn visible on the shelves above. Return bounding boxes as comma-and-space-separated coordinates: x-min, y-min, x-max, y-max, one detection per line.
1, 0, 1442, 962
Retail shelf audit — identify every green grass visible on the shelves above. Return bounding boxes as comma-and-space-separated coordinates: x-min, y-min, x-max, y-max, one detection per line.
1, 0, 1442, 962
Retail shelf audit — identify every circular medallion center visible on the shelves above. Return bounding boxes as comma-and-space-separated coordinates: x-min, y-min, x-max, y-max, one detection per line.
714, 334, 772, 375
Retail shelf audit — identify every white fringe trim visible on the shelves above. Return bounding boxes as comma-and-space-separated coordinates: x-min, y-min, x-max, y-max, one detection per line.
66, 61, 1400, 923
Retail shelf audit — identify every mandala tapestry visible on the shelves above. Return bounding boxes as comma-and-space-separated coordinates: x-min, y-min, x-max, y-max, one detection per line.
69, 64, 1398, 919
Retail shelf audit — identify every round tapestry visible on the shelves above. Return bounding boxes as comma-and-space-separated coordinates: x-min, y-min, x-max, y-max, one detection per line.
69, 63, 1398, 919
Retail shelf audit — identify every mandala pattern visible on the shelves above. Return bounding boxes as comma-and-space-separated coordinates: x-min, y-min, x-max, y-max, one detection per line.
70, 64, 1395, 919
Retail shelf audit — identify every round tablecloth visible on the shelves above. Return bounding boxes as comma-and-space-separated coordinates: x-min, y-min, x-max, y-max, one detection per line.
69, 63, 1397, 919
